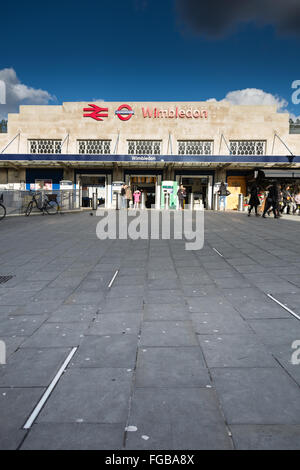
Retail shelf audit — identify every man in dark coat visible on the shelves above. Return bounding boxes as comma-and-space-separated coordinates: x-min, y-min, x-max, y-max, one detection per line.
248, 182, 260, 216
280, 185, 292, 214
262, 182, 280, 219
177, 184, 186, 210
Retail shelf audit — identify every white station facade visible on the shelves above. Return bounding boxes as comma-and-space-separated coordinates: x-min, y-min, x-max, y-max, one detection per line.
0, 100, 300, 210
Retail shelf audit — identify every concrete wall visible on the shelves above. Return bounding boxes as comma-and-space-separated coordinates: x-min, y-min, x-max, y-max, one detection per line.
2, 101, 298, 156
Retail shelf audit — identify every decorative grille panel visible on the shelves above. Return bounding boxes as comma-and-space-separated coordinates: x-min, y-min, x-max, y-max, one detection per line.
78, 140, 111, 154
128, 140, 161, 155
29, 140, 62, 154
178, 140, 213, 155
230, 140, 266, 156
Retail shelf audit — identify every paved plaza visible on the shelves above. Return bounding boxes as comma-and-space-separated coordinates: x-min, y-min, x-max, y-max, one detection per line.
0, 211, 300, 450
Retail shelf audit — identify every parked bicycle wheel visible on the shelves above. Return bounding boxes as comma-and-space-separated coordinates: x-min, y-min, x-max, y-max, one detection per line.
25, 201, 33, 216
45, 200, 58, 215
0, 203, 6, 221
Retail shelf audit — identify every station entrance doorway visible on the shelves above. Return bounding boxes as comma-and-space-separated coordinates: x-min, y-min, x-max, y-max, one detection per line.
125, 174, 161, 209
176, 175, 213, 209
76, 173, 112, 208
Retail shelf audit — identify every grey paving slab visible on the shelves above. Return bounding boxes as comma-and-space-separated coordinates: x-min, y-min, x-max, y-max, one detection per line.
147, 279, 180, 290
118, 267, 147, 276
0, 347, 70, 387
20, 322, 90, 348
0, 291, 34, 305
31, 288, 74, 302
113, 275, 145, 287
48, 277, 85, 289
191, 312, 252, 335
147, 270, 178, 280
21, 423, 124, 450
140, 321, 198, 347
107, 285, 145, 298
144, 289, 186, 304
0, 314, 48, 337
230, 424, 300, 450
206, 269, 239, 279
247, 318, 300, 346
181, 285, 221, 297
187, 296, 239, 313
37, 368, 132, 424
12, 300, 63, 315
71, 335, 138, 368
266, 343, 300, 386
143, 303, 190, 321
99, 297, 144, 313
214, 276, 253, 289
0, 305, 19, 316
224, 291, 291, 319
211, 367, 300, 424
0, 336, 25, 361
275, 293, 300, 311
0, 387, 43, 450
135, 347, 209, 387
125, 388, 232, 450
47, 304, 98, 323
65, 291, 105, 305
198, 334, 277, 368
87, 313, 142, 335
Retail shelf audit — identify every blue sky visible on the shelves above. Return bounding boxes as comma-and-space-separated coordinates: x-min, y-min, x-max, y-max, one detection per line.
0, 0, 300, 118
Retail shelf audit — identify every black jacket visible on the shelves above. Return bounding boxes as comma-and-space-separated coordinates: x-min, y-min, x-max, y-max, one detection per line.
249, 184, 260, 206
268, 185, 279, 202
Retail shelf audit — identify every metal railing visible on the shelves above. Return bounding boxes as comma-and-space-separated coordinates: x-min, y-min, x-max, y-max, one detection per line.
0, 189, 81, 216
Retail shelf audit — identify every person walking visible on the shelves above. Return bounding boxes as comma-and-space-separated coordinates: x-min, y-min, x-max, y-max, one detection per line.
281, 185, 292, 214
293, 190, 300, 214
218, 181, 230, 211
125, 185, 132, 209
263, 182, 280, 219
248, 182, 260, 216
177, 184, 186, 210
120, 184, 127, 209
133, 188, 141, 209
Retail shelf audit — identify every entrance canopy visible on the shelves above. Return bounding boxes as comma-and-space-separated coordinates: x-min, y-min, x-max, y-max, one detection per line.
0, 153, 300, 170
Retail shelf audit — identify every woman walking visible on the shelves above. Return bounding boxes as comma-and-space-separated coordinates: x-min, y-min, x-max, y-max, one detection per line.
133, 188, 141, 209
248, 182, 260, 216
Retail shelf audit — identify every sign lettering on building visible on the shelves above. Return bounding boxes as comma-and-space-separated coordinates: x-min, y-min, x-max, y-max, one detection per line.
82, 104, 208, 121
142, 107, 208, 119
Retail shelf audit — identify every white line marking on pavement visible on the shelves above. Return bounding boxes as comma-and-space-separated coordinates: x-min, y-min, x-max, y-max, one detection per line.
108, 270, 119, 288
267, 294, 300, 321
23, 347, 78, 429
213, 248, 224, 258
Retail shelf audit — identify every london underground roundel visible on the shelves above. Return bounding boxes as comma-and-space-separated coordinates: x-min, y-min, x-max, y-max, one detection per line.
115, 104, 134, 121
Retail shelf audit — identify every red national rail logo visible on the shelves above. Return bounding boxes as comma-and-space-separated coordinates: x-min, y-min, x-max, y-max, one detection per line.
83, 104, 109, 121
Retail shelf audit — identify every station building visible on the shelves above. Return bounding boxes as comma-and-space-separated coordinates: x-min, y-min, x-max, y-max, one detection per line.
0, 100, 300, 210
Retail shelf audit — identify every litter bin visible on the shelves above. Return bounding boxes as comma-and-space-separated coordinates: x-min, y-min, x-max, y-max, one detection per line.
92, 193, 97, 210
164, 192, 170, 209
214, 193, 220, 210
238, 194, 244, 212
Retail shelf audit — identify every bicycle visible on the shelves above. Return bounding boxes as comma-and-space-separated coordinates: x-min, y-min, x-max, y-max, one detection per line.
25, 191, 59, 216
0, 194, 6, 221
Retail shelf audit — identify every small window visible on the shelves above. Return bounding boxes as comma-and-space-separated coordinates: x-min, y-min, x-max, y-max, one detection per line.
77, 140, 111, 154
128, 140, 161, 155
178, 140, 213, 155
230, 140, 266, 156
29, 139, 62, 154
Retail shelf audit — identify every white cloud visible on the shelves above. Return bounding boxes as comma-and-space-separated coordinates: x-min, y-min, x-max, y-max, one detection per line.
207, 87, 298, 119
224, 88, 288, 110
0, 68, 55, 120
